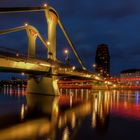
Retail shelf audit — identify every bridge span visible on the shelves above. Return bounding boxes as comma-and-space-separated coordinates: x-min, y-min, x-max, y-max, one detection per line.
0, 51, 99, 79
0, 5, 104, 95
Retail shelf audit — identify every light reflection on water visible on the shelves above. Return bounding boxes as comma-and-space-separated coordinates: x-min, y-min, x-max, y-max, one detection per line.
0, 86, 140, 139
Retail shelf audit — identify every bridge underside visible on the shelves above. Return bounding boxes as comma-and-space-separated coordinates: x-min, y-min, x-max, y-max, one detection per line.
0, 57, 51, 74
0, 67, 48, 75
27, 76, 60, 95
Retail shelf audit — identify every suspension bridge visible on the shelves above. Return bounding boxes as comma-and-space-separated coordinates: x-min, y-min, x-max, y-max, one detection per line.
0, 4, 103, 95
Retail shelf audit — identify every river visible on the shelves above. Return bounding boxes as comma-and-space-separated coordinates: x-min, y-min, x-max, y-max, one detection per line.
0, 86, 140, 140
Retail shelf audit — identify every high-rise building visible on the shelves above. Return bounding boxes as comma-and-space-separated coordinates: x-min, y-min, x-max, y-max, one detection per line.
95, 44, 110, 77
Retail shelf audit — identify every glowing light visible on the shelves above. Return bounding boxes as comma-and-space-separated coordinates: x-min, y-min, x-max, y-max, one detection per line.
39, 63, 50, 67
113, 84, 116, 88
16, 53, 19, 57
21, 72, 25, 76
64, 49, 68, 54
58, 117, 62, 128
47, 41, 50, 45
91, 111, 96, 128
24, 23, 28, 26
53, 99, 59, 116
71, 112, 76, 128
62, 127, 69, 140
44, 3, 48, 7
94, 98, 98, 112
72, 66, 75, 70
70, 92, 73, 107
95, 76, 100, 80
93, 64, 96, 68
21, 104, 25, 120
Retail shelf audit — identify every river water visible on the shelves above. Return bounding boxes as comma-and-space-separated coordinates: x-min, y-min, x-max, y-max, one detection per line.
0, 86, 140, 140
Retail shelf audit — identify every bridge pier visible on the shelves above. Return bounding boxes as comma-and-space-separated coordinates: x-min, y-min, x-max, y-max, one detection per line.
27, 76, 60, 96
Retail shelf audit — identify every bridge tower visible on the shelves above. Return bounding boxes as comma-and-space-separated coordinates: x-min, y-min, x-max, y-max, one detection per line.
46, 9, 58, 61
27, 7, 60, 95
0, 6, 87, 96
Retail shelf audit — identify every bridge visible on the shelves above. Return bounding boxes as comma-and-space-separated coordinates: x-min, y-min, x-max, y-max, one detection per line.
0, 4, 103, 95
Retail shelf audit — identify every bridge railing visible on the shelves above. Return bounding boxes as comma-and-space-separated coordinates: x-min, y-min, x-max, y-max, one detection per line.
0, 47, 47, 60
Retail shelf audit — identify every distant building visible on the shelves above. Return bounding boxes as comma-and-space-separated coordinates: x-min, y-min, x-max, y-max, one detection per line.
120, 69, 140, 85
95, 44, 110, 77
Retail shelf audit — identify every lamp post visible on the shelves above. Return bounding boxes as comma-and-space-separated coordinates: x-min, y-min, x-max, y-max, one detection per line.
64, 48, 69, 64
93, 64, 96, 72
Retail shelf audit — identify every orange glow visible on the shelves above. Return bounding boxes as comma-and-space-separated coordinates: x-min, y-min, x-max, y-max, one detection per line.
21, 104, 25, 120
111, 101, 140, 120
71, 112, 76, 128
62, 127, 69, 140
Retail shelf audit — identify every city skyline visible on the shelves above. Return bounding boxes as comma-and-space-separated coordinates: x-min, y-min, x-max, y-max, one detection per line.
0, 0, 140, 80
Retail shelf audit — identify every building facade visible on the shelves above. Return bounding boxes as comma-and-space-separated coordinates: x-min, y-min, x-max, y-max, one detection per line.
120, 69, 140, 85
95, 44, 110, 77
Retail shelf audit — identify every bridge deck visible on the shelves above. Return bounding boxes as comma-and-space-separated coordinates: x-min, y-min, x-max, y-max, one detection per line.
0, 51, 102, 80
0, 51, 51, 74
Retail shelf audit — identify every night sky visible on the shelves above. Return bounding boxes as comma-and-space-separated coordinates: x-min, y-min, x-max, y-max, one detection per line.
0, 0, 140, 79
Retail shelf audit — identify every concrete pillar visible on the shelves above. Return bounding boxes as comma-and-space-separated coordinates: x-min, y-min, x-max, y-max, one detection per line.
27, 75, 60, 96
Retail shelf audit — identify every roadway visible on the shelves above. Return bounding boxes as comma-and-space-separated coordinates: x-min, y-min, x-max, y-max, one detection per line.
0, 50, 102, 80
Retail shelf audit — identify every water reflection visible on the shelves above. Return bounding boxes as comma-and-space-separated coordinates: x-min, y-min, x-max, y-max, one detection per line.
0, 88, 111, 140
3, 84, 26, 97
1, 88, 140, 139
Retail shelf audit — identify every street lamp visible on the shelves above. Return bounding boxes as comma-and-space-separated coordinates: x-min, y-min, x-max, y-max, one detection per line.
21, 72, 25, 76
16, 53, 19, 57
47, 41, 50, 46
43, 3, 48, 7
72, 66, 76, 70
64, 48, 69, 63
24, 23, 28, 26
93, 64, 96, 72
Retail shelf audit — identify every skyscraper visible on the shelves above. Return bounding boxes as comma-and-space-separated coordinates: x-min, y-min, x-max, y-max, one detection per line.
95, 44, 110, 77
